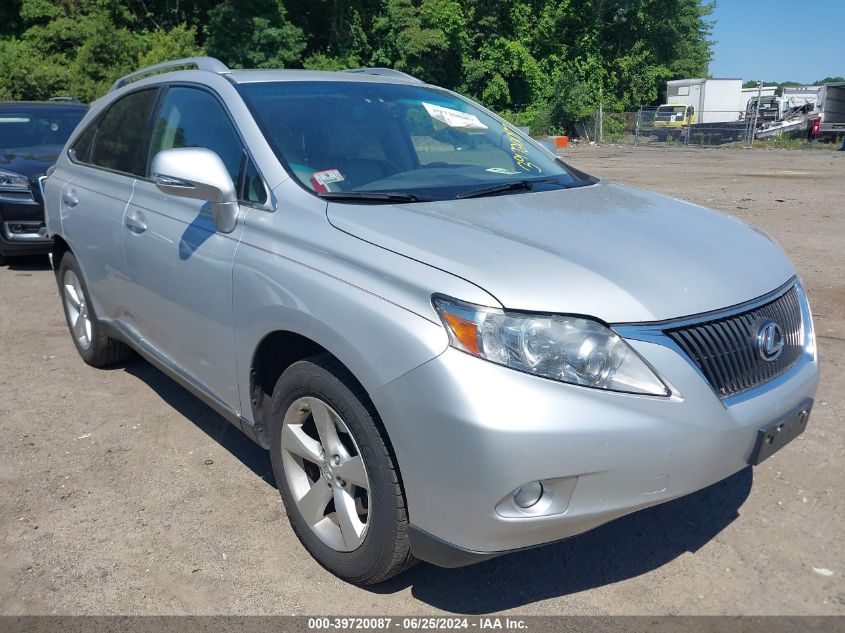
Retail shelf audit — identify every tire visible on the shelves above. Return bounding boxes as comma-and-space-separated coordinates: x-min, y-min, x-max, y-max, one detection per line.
56, 251, 132, 367
268, 354, 415, 585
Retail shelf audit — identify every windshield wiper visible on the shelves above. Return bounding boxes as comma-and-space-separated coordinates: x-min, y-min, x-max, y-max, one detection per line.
455, 178, 565, 200
318, 191, 424, 203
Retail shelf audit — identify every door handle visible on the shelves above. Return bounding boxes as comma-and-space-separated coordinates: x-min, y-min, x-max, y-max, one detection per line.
62, 191, 78, 208
125, 210, 147, 234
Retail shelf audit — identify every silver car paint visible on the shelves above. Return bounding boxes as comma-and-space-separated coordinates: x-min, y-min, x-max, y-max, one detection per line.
327, 182, 796, 322
45, 68, 820, 558
53, 167, 135, 321
373, 283, 817, 552
122, 179, 245, 410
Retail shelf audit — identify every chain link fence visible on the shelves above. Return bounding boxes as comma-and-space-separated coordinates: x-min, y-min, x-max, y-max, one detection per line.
560, 106, 770, 148
530, 101, 832, 148
633, 106, 754, 147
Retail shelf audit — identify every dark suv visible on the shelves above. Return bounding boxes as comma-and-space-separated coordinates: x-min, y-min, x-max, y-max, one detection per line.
0, 100, 86, 263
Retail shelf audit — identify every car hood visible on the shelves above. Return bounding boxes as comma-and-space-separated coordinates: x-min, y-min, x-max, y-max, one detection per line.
0, 146, 63, 178
326, 182, 796, 323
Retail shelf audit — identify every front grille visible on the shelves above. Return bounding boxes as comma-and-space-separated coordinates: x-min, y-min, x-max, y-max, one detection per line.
666, 286, 804, 398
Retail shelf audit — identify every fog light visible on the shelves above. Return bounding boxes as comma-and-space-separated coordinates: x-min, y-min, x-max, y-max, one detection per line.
513, 481, 544, 508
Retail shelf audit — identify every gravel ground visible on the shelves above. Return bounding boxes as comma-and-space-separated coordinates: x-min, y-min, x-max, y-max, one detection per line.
0, 147, 842, 615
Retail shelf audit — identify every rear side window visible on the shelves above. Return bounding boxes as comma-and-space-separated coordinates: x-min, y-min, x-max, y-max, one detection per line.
91, 89, 158, 176
69, 120, 97, 163
149, 87, 244, 186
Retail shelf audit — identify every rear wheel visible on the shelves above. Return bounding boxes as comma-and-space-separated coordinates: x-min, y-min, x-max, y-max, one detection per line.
268, 354, 415, 584
56, 252, 132, 367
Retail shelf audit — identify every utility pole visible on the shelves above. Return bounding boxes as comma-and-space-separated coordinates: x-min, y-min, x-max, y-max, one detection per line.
598, 83, 603, 143
748, 80, 762, 147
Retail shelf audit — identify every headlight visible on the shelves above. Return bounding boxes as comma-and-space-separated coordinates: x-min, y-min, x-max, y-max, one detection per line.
433, 295, 669, 396
0, 169, 30, 191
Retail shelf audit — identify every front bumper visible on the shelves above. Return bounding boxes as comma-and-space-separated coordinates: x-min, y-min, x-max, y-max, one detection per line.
0, 178, 52, 257
372, 291, 819, 566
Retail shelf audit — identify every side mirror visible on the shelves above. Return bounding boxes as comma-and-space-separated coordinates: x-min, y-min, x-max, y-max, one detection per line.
151, 147, 238, 233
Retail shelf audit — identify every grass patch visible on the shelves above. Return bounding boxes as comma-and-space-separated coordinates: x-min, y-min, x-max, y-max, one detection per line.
751, 136, 842, 150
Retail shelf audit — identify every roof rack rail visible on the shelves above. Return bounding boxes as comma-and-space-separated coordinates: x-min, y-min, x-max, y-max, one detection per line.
342, 67, 423, 83
110, 57, 230, 92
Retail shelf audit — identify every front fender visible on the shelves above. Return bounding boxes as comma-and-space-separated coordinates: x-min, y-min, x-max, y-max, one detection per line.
232, 238, 450, 425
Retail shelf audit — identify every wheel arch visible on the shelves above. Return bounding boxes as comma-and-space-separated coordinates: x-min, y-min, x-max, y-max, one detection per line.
248, 329, 381, 438
51, 234, 72, 270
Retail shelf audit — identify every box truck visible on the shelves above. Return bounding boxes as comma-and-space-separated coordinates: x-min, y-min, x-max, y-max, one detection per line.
815, 82, 845, 138
666, 78, 744, 123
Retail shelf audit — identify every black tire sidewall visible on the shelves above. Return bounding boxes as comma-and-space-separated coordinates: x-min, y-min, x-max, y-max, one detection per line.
268, 357, 403, 583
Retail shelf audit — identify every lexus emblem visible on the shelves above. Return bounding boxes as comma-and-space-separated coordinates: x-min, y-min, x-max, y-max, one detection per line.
756, 320, 785, 362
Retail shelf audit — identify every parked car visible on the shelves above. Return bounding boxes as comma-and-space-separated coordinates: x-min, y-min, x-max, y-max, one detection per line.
0, 100, 86, 263
45, 58, 819, 585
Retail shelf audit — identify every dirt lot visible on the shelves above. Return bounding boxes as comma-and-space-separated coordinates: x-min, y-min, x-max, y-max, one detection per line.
1, 147, 843, 616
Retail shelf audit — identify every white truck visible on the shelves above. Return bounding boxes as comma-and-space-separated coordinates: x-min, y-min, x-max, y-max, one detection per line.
813, 82, 845, 138
742, 85, 776, 110
666, 78, 744, 123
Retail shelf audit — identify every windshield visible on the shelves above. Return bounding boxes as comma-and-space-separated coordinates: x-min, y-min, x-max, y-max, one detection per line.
238, 81, 588, 202
0, 106, 86, 158
655, 105, 687, 120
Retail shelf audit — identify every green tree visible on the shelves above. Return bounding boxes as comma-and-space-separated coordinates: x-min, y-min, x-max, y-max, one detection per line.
0, 0, 717, 138
204, 0, 305, 68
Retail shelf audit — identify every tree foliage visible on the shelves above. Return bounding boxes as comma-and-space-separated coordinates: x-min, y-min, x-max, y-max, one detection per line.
1, 0, 715, 133
743, 77, 845, 94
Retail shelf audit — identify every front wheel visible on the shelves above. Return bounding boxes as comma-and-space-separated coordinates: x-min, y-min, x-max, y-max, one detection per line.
268, 354, 415, 584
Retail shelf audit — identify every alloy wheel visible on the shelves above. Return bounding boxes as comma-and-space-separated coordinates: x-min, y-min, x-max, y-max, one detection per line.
281, 396, 371, 552
63, 269, 92, 350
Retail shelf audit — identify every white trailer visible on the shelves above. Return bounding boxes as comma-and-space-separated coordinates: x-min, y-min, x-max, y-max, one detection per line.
742, 85, 776, 109
666, 78, 744, 123
782, 85, 822, 109
816, 82, 845, 137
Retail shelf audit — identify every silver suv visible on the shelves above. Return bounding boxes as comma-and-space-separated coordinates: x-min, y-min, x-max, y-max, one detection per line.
45, 57, 819, 585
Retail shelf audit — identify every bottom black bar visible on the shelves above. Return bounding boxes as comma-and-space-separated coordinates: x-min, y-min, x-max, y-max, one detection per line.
1, 616, 843, 633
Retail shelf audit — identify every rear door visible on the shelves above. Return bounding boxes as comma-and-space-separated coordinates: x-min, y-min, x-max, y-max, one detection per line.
58, 88, 159, 320
121, 85, 267, 411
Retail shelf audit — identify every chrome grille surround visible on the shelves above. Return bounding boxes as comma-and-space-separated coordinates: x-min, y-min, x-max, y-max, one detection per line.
611, 277, 815, 406
664, 285, 803, 398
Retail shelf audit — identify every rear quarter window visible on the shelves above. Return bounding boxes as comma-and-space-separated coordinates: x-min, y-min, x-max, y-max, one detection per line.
90, 89, 158, 176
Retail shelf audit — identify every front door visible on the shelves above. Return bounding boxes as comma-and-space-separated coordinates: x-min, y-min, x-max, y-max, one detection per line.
121, 86, 253, 412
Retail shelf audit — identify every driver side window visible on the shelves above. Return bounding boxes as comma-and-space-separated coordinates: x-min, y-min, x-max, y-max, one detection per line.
149, 87, 244, 187
149, 86, 267, 204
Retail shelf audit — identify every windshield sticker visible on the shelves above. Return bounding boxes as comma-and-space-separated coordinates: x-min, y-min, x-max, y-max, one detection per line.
486, 167, 520, 175
312, 169, 345, 185
501, 124, 542, 174
422, 102, 489, 131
